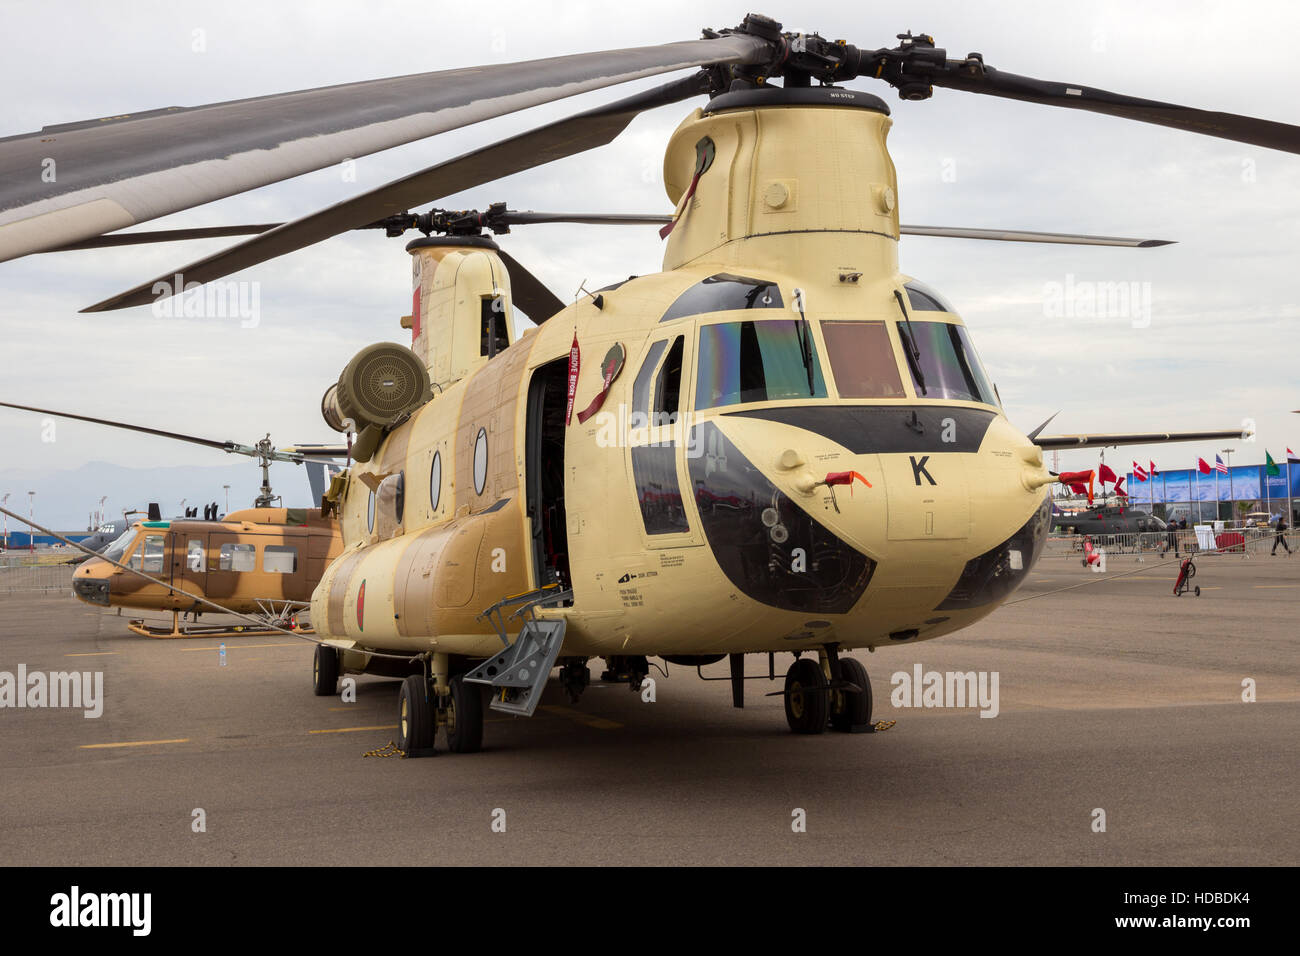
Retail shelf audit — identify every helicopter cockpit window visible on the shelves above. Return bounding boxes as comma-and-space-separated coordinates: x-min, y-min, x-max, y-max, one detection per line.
896, 321, 997, 405
696, 320, 827, 409
631, 340, 668, 420
263, 545, 298, 574
218, 543, 256, 572
904, 279, 957, 313
653, 336, 685, 424
100, 529, 137, 564
820, 321, 906, 399
128, 534, 165, 573
661, 274, 784, 323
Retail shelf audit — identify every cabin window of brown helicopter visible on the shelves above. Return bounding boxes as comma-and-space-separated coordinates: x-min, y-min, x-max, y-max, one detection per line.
218, 542, 256, 572
263, 545, 298, 573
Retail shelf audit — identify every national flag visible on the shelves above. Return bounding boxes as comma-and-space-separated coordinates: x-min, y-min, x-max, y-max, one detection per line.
1288, 447, 1299, 464
1115, 477, 1127, 497
1197, 457, 1212, 475
1149, 460, 1158, 476
1059, 470, 1095, 505
1132, 461, 1148, 482
1098, 463, 1117, 486
1266, 451, 1281, 477
1214, 454, 1228, 475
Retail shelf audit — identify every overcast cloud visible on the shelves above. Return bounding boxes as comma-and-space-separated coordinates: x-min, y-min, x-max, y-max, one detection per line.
2, 0, 1298, 527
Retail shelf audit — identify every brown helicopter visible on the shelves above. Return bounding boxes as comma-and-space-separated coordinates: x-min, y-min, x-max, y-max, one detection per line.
3, 15, 1293, 750
0, 401, 345, 636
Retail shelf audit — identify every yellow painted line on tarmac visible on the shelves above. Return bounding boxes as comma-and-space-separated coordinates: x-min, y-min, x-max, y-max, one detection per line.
328, 706, 356, 712
540, 704, 622, 730
308, 724, 398, 735
80, 738, 189, 749
178, 642, 305, 652
64, 651, 117, 657
1253, 585, 1298, 589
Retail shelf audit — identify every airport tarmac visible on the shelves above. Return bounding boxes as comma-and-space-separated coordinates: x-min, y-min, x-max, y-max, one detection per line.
1, 554, 1296, 866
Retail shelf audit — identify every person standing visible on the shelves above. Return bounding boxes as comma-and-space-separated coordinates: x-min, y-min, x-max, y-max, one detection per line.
1163, 516, 1179, 558
1273, 516, 1292, 556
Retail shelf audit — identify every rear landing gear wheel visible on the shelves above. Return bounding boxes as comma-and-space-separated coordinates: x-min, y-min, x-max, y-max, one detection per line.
397, 674, 435, 756
784, 658, 829, 735
444, 675, 485, 754
830, 657, 872, 732
313, 643, 339, 697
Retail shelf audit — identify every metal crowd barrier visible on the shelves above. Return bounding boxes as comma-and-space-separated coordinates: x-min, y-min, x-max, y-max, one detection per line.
0, 564, 76, 594
1045, 528, 1296, 559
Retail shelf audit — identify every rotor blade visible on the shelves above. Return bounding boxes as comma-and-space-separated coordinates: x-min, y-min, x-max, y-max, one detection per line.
1025, 411, 1060, 441
48, 224, 278, 250
83, 72, 714, 313
0, 401, 233, 452
278, 445, 350, 458
504, 213, 1177, 246
504, 210, 673, 226
0, 35, 770, 263
898, 225, 1173, 247
494, 249, 566, 324
929, 65, 1300, 154
1035, 429, 1246, 450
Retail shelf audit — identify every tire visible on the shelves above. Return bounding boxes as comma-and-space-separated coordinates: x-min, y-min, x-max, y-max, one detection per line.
397, 674, 434, 755
830, 656, 873, 732
313, 643, 339, 697
784, 658, 829, 735
445, 675, 485, 754
1194, 586, 1201, 596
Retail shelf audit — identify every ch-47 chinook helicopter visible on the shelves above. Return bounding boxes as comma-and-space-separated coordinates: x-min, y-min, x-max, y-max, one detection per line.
0, 401, 346, 636
3, 14, 1294, 750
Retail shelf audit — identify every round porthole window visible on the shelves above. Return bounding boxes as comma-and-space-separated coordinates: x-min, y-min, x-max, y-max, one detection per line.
429, 450, 442, 511
366, 489, 376, 533
473, 428, 488, 495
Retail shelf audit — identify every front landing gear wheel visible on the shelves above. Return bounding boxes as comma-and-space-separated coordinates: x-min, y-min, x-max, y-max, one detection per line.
444, 675, 485, 754
784, 658, 829, 734
313, 643, 339, 696
830, 656, 872, 732
397, 674, 435, 756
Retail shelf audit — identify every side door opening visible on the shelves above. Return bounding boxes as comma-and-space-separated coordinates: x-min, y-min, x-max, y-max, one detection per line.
525, 357, 571, 590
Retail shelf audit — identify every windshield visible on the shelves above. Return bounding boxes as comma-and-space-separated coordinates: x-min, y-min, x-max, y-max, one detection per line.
696, 319, 827, 409
100, 528, 138, 564
897, 321, 997, 404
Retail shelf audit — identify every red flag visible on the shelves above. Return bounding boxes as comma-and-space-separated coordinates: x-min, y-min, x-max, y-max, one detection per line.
1197, 457, 1212, 475
1149, 460, 1158, 476
1115, 477, 1127, 497
1098, 463, 1117, 485
1132, 461, 1148, 482
564, 333, 580, 426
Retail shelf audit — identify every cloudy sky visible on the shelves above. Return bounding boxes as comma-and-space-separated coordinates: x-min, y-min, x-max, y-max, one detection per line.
2, 0, 1298, 528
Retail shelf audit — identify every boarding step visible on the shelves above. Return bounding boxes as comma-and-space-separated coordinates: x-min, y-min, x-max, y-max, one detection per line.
464, 586, 572, 717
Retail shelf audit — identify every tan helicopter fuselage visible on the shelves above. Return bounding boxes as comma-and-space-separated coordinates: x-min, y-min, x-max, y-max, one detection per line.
312, 89, 1054, 666
72, 507, 343, 615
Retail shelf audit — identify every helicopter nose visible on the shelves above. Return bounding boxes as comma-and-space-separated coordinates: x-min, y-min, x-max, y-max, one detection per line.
72, 569, 111, 606
689, 409, 1051, 608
